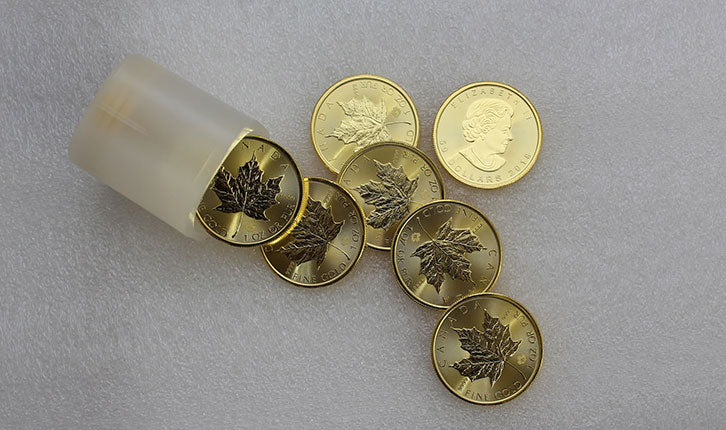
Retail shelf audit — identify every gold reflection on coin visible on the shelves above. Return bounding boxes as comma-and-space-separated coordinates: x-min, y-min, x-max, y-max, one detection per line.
433, 82, 541, 188
338, 142, 445, 250
196, 135, 304, 246
392, 200, 501, 309
311, 74, 420, 174
261, 177, 366, 287
432, 293, 542, 405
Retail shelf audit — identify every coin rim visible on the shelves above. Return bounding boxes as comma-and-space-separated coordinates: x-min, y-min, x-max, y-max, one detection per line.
260, 177, 367, 288
196, 134, 305, 247
431, 292, 543, 405
432, 81, 542, 189
391, 199, 502, 309
311, 74, 421, 174
336, 141, 446, 251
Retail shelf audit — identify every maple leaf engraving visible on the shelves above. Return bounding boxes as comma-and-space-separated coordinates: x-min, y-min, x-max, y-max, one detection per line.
279, 198, 346, 267
411, 218, 485, 292
327, 96, 410, 149
353, 160, 419, 230
211, 155, 282, 237
451, 310, 521, 384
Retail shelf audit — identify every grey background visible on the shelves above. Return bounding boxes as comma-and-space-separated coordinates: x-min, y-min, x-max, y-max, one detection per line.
1, 1, 725, 428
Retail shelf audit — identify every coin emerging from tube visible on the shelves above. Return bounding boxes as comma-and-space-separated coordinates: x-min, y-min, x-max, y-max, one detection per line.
261, 177, 366, 287
432, 293, 543, 405
337, 142, 445, 250
433, 82, 541, 189
197, 135, 304, 246
311, 74, 420, 174
392, 200, 501, 309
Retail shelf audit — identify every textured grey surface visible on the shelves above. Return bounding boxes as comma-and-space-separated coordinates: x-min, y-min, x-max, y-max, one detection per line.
1, 1, 725, 428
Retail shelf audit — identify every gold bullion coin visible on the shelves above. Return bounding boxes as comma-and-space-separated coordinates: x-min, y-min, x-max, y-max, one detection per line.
432, 293, 543, 405
433, 82, 542, 188
261, 177, 366, 287
197, 135, 304, 246
392, 200, 501, 309
337, 142, 445, 250
311, 74, 420, 174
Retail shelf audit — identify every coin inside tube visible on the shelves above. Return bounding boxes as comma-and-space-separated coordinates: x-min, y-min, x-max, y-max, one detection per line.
196, 135, 304, 246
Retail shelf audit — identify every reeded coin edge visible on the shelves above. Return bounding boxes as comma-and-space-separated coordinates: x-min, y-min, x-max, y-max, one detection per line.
390, 199, 502, 310
336, 142, 446, 251
196, 134, 305, 247
311, 74, 421, 174
432, 81, 542, 189
261, 177, 367, 288
431, 292, 543, 405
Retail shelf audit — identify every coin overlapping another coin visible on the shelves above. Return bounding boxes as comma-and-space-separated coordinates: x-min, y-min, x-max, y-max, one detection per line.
196, 135, 304, 246
261, 177, 366, 287
338, 142, 445, 250
311, 74, 420, 174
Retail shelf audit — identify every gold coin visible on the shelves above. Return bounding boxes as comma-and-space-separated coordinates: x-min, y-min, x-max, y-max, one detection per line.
196, 135, 304, 246
392, 200, 501, 309
261, 177, 366, 287
311, 74, 420, 174
337, 142, 445, 250
432, 293, 543, 405
433, 82, 542, 188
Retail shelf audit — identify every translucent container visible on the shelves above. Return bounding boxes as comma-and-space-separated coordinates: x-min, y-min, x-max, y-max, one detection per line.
69, 55, 267, 239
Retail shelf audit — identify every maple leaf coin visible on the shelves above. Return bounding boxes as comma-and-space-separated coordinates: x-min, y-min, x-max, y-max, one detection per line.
211, 155, 282, 223
450, 310, 521, 385
196, 135, 304, 246
433, 82, 542, 189
337, 142, 445, 250
392, 200, 501, 309
278, 197, 344, 268
311, 74, 420, 174
411, 218, 485, 293
432, 293, 543, 405
261, 177, 366, 287
326, 96, 391, 148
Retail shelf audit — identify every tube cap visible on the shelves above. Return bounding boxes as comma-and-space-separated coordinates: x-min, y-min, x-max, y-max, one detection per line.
69, 55, 267, 239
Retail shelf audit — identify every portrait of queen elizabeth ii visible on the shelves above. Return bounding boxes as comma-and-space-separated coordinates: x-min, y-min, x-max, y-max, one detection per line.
459, 98, 514, 172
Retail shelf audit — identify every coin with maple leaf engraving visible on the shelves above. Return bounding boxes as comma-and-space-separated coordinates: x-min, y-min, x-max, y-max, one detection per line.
261, 177, 366, 287
432, 293, 542, 405
433, 82, 542, 188
311, 74, 420, 174
196, 135, 304, 246
337, 142, 445, 250
391, 200, 501, 309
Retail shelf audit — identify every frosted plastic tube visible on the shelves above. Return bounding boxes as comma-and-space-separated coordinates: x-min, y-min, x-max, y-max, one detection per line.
69, 55, 267, 239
